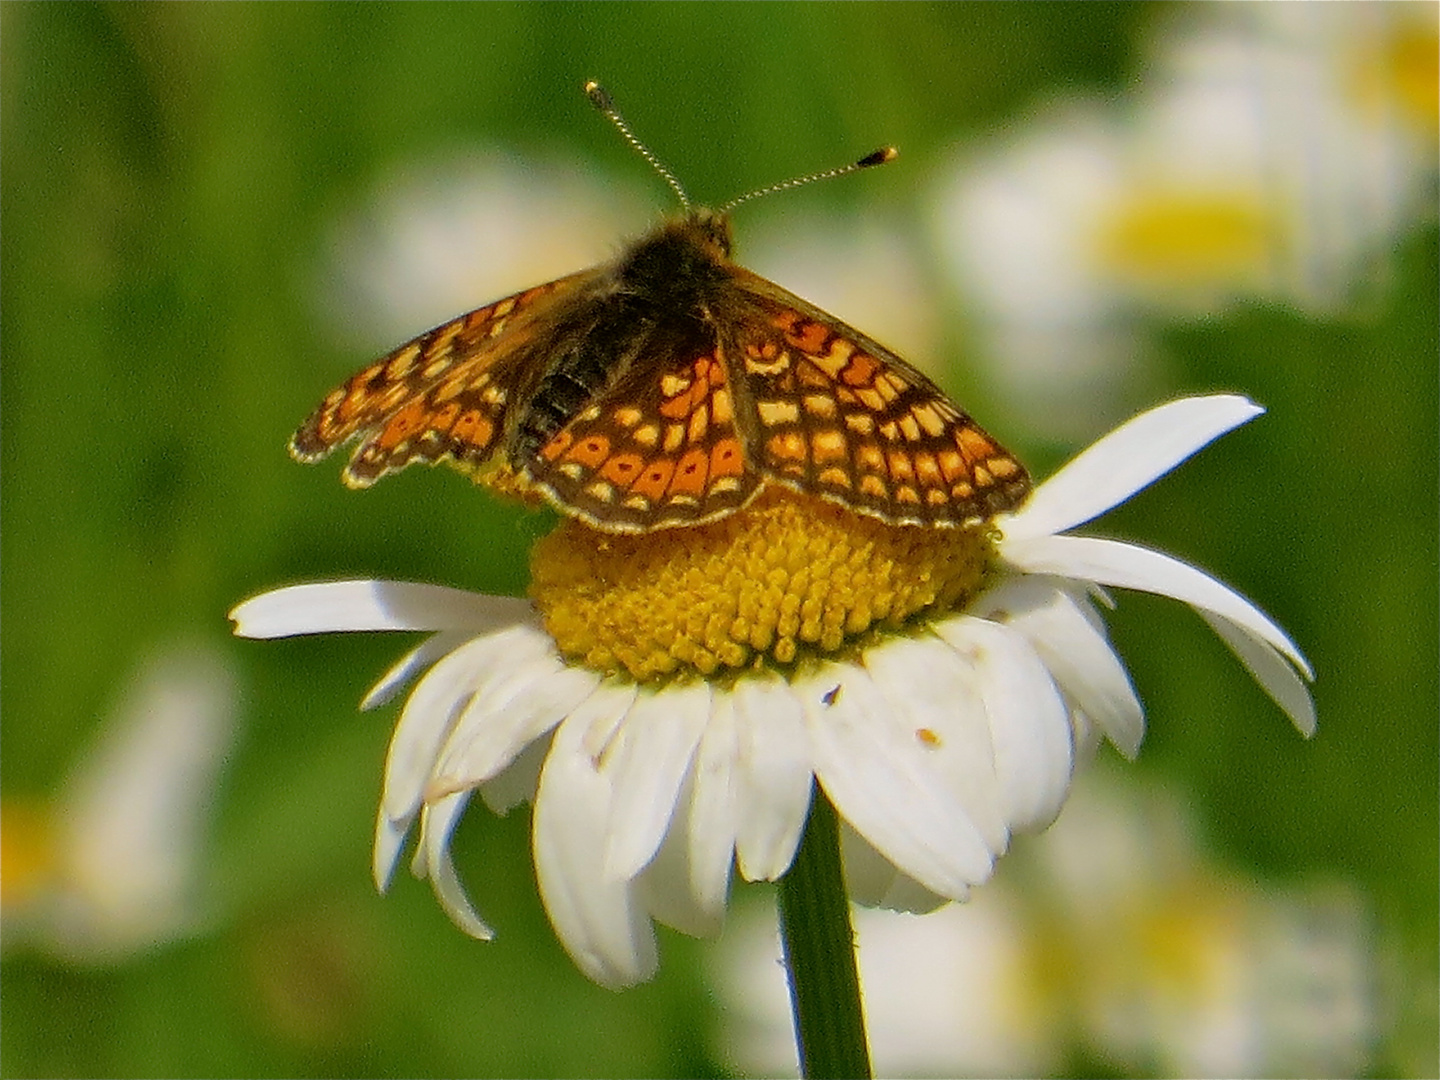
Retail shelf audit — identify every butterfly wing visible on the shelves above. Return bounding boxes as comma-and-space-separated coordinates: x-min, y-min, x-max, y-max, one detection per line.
290, 273, 591, 487
519, 342, 762, 532
724, 268, 1031, 527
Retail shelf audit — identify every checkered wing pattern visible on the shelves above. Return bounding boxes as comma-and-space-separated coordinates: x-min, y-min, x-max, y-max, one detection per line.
289, 275, 587, 486
729, 272, 1031, 527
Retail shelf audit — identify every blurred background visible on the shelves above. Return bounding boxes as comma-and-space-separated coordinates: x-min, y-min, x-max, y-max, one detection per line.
2, 3, 1435, 1076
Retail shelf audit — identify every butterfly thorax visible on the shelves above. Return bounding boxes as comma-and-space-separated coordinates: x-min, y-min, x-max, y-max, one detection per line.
509, 212, 736, 463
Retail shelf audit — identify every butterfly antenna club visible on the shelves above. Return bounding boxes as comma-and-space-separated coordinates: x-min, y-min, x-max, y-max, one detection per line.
584, 80, 691, 211
718, 146, 897, 214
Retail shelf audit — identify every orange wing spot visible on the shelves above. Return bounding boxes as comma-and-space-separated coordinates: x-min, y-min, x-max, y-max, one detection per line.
614, 406, 644, 428
378, 400, 428, 449
709, 438, 746, 478
912, 404, 946, 437
540, 429, 574, 462
663, 424, 686, 452
667, 447, 710, 497
844, 412, 876, 435
951, 480, 976, 499
937, 449, 967, 482
957, 427, 999, 459
898, 415, 922, 442
857, 444, 885, 472
839, 352, 880, 388
632, 424, 660, 448
856, 388, 886, 412
465, 304, 494, 330
926, 488, 947, 506
972, 465, 994, 488
430, 402, 461, 434
914, 452, 942, 486
989, 456, 1022, 479
886, 450, 916, 482
811, 429, 848, 464
817, 466, 852, 489
859, 474, 888, 499
630, 458, 677, 500
776, 313, 829, 354
601, 453, 645, 486
564, 435, 613, 469
766, 431, 807, 463
895, 484, 922, 505
701, 356, 726, 384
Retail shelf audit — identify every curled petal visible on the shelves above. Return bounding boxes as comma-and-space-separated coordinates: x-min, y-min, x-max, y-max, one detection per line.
1003, 533, 1313, 680
230, 580, 530, 637
1002, 395, 1264, 543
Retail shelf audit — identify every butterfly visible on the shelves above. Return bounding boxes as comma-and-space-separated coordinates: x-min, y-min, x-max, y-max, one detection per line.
290, 83, 1031, 534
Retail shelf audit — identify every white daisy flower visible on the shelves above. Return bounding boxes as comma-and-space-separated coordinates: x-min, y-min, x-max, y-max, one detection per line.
232, 393, 1312, 988
1, 646, 239, 964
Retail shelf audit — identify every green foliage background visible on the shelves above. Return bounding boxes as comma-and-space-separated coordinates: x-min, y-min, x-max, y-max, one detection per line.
3, 3, 1435, 1076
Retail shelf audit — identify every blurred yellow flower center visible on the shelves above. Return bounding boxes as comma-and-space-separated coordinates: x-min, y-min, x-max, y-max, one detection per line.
530, 486, 995, 681
1099, 189, 1274, 290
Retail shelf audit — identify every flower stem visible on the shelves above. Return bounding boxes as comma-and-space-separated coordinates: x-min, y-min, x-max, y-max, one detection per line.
777, 788, 872, 1079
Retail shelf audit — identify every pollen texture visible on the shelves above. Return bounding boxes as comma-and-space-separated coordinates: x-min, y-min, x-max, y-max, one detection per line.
530, 486, 995, 682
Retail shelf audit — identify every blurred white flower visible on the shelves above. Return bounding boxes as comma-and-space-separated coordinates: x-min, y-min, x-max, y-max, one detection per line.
933, 3, 1438, 437
316, 150, 652, 352
713, 772, 1375, 1078
1, 645, 239, 963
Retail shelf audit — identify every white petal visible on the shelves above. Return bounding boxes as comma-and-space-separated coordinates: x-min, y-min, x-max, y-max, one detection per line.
230, 580, 530, 637
635, 772, 724, 939
477, 735, 550, 815
603, 682, 711, 881
1004, 533, 1313, 679
434, 644, 601, 790
380, 627, 544, 826
731, 677, 814, 882
684, 693, 739, 923
974, 576, 1146, 758
861, 636, 1008, 854
840, 821, 959, 911
533, 686, 657, 989
801, 663, 995, 900
1001, 395, 1264, 542
418, 792, 493, 940
373, 807, 410, 893
1198, 611, 1317, 736
932, 617, 1075, 834
361, 630, 473, 710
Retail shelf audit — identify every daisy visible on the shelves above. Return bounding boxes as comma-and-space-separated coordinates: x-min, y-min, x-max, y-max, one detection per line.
231, 393, 1312, 990
1, 645, 238, 963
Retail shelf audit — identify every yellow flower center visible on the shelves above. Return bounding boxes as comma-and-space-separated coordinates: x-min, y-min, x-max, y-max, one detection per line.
530, 486, 995, 682
1097, 189, 1275, 292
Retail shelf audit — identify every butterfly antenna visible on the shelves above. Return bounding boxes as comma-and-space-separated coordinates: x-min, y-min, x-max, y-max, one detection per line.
584, 81, 691, 211
717, 146, 898, 214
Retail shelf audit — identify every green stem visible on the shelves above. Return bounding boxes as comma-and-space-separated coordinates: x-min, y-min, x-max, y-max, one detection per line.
776, 788, 872, 1079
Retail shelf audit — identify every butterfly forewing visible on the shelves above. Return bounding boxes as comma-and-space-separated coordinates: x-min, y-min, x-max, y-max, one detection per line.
288, 274, 587, 486
727, 270, 1031, 526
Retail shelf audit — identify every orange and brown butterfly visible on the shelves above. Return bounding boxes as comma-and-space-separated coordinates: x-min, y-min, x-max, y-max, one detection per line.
290, 82, 1030, 533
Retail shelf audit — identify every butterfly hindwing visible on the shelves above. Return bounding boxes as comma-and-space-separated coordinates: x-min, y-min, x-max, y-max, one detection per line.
521, 345, 761, 531
726, 270, 1031, 526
